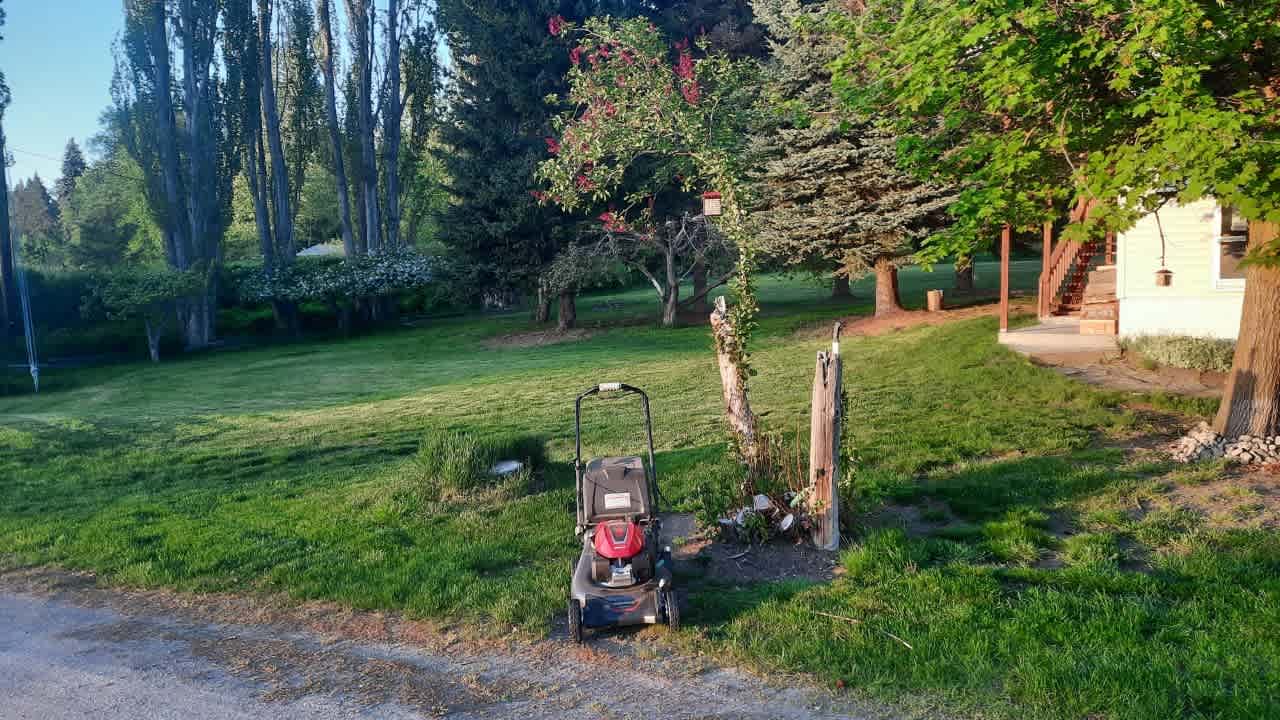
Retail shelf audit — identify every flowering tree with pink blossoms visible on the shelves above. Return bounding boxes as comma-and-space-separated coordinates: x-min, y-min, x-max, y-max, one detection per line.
537, 15, 766, 470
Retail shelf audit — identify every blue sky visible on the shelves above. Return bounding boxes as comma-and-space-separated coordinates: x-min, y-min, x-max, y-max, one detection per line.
2, 1, 122, 187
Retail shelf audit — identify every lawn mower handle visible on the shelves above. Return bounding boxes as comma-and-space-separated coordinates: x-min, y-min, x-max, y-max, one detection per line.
574, 383, 660, 524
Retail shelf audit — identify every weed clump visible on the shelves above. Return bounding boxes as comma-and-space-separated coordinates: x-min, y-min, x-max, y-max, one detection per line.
1121, 335, 1235, 373
415, 429, 546, 496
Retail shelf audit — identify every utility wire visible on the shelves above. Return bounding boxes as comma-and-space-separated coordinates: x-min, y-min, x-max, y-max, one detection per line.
7, 146, 147, 184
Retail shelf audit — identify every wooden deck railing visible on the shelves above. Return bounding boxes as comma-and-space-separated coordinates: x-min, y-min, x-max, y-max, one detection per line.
1038, 236, 1083, 319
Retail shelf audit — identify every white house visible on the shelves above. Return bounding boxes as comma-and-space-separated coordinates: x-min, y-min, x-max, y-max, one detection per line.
1115, 199, 1247, 339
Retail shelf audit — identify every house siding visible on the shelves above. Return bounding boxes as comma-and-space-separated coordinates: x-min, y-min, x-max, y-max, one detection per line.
1116, 198, 1245, 339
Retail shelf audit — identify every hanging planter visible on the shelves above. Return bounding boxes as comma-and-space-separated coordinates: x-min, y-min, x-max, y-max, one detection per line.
1152, 201, 1173, 288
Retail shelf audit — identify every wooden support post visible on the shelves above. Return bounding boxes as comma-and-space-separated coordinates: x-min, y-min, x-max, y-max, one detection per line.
1040, 221, 1053, 319
809, 322, 843, 551
999, 223, 1012, 332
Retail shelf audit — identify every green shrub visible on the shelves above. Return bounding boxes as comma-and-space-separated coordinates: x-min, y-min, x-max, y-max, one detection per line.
414, 428, 546, 496
1121, 334, 1236, 373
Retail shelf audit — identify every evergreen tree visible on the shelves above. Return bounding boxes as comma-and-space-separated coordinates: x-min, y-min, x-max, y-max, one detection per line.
436, 0, 630, 318
748, 0, 955, 313
9, 175, 63, 265
56, 139, 88, 207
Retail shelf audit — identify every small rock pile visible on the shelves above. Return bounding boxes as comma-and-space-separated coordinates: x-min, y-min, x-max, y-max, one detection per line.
1169, 421, 1280, 465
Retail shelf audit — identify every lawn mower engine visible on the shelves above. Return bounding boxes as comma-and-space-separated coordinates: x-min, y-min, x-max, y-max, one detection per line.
590, 519, 656, 588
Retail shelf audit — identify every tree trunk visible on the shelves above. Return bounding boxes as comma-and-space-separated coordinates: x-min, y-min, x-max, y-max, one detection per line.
144, 0, 190, 270
557, 290, 577, 331
345, 0, 381, 253
710, 296, 761, 480
0, 124, 17, 338
245, 133, 274, 272
662, 242, 679, 327
257, 0, 294, 260
145, 318, 162, 363
534, 280, 552, 323
1214, 221, 1280, 438
954, 257, 975, 292
873, 256, 904, 316
383, 0, 402, 249
831, 274, 851, 299
178, 0, 220, 348
316, 0, 356, 258
691, 260, 710, 312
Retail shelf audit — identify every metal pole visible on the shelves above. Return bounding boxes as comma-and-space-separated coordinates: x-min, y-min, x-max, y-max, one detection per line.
11, 234, 37, 393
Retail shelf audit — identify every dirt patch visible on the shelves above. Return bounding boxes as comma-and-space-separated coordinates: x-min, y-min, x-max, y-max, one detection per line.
862, 499, 960, 539
676, 533, 839, 584
1158, 467, 1280, 530
482, 327, 596, 350
1041, 353, 1226, 398
799, 297, 1034, 341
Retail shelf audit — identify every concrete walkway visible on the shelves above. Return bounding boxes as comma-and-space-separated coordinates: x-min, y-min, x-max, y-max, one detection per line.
998, 316, 1118, 362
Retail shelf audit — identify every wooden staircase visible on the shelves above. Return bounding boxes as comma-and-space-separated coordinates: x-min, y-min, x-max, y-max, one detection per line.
1038, 233, 1117, 334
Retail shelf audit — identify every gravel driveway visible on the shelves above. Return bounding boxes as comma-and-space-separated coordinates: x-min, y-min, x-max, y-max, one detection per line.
0, 568, 904, 720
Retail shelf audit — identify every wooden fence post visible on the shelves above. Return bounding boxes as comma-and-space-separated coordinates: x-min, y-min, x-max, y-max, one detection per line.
810, 322, 843, 550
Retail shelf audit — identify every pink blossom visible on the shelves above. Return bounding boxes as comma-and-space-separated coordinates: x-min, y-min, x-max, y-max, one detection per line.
681, 82, 700, 104
674, 52, 695, 80
576, 174, 596, 190
547, 15, 566, 36
615, 75, 627, 88
545, 137, 561, 155
529, 190, 549, 202
599, 211, 628, 233
570, 46, 583, 65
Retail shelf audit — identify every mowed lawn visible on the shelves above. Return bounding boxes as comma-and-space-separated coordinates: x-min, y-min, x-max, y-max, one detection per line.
3, 261, 1278, 719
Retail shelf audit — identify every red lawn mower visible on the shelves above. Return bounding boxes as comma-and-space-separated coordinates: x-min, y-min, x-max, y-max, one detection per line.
567, 383, 677, 642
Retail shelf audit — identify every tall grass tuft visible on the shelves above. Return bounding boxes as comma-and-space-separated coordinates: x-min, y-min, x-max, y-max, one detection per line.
414, 428, 547, 496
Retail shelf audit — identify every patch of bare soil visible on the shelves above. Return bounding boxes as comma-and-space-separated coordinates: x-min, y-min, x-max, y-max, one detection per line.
676, 533, 840, 584
1044, 353, 1226, 398
1157, 467, 1280, 530
482, 327, 596, 350
860, 499, 962, 539
799, 297, 1035, 341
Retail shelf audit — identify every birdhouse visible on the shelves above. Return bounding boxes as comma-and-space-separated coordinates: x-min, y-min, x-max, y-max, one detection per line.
702, 191, 722, 217
1155, 268, 1173, 287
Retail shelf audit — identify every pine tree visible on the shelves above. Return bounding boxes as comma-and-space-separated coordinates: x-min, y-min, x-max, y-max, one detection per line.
748, 0, 955, 313
9, 175, 63, 265
435, 1, 615, 316
56, 139, 88, 207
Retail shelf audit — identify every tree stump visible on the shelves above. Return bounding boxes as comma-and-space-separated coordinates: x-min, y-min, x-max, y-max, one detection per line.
809, 322, 843, 550
926, 290, 944, 312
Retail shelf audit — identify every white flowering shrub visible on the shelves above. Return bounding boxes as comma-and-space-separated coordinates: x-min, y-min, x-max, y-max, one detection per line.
239, 250, 436, 304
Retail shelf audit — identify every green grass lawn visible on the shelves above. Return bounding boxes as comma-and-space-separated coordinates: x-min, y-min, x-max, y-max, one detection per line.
3, 261, 1276, 719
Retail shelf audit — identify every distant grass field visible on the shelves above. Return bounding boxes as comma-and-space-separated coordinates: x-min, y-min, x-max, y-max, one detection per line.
3, 261, 1277, 720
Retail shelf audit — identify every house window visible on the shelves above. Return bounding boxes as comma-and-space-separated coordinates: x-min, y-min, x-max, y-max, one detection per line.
1214, 205, 1248, 289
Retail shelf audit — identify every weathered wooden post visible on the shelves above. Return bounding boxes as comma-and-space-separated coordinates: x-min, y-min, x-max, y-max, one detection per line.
809, 322, 843, 550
